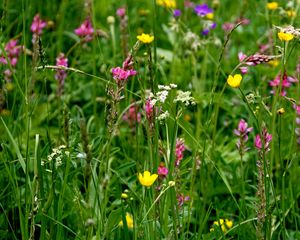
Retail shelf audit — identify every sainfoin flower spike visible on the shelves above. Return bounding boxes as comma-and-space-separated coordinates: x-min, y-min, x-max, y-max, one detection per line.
138, 171, 158, 187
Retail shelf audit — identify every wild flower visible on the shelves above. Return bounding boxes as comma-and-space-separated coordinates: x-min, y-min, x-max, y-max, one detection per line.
158, 162, 168, 177
43, 145, 69, 169
286, 10, 296, 18
156, 0, 176, 8
174, 90, 196, 106
74, 18, 94, 42
222, 22, 235, 32
111, 66, 137, 84
278, 31, 294, 41
31, 14, 47, 36
138, 171, 158, 187
184, 31, 201, 52
55, 53, 68, 96
177, 194, 190, 207
175, 138, 185, 166
294, 104, 300, 145
173, 9, 181, 18
117, 7, 129, 56
201, 21, 217, 36
210, 219, 233, 232
123, 103, 141, 127
255, 128, 272, 152
267, 2, 279, 10
145, 98, 154, 120
116, 7, 126, 17
227, 74, 242, 88
194, 4, 213, 17
234, 119, 253, 157
137, 33, 154, 44
269, 72, 298, 96
119, 213, 134, 229
157, 111, 169, 123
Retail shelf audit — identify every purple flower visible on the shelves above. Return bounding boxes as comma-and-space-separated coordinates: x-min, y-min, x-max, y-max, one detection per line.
111, 66, 137, 83
116, 7, 126, 17
173, 9, 181, 18
55, 53, 68, 96
255, 128, 272, 151
202, 29, 210, 35
194, 4, 213, 17
234, 119, 253, 155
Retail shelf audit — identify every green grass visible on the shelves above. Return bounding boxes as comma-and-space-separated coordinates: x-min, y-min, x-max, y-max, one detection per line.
0, 0, 300, 239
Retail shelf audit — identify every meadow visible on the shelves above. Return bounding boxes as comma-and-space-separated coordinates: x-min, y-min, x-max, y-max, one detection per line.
0, 0, 300, 239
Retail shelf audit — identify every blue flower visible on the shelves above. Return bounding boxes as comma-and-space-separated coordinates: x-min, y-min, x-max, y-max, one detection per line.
194, 4, 213, 17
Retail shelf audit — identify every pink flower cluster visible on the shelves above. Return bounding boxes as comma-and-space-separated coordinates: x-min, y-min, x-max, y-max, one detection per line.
111, 67, 137, 83
158, 162, 168, 177
145, 98, 154, 120
177, 194, 190, 207
74, 19, 94, 42
175, 138, 185, 166
123, 104, 141, 127
269, 72, 298, 96
255, 128, 272, 152
234, 119, 253, 155
31, 14, 47, 43
295, 105, 300, 145
0, 39, 22, 81
55, 53, 68, 96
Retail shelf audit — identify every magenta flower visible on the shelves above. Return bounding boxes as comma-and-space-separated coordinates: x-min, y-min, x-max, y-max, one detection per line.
111, 66, 137, 83
0, 39, 22, 67
194, 4, 213, 17
294, 105, 300, 144
254, 128, 272, 151
116, 7, 126, 17
269, 72, 298, 96
145, 98, 154, 120
55, 53, 68, 96
123, 104, 141, 127
158, 163, 168, 177
175, 138, 185, 166
234, 119, 253, 156
31, 14, 47, 35
177, 194, 190, 207
74, 19, 94, 42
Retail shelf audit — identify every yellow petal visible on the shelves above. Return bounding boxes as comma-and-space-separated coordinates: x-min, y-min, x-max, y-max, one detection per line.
278, 31, 294, 41
227, 74, 242, 88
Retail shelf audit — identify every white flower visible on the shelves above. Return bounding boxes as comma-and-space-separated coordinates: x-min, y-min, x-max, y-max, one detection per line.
174, 90, 196, 106
157, 111, 169, 122
157, 90, 169, 103
158, 85, 171, 90
170, 84, 177, 88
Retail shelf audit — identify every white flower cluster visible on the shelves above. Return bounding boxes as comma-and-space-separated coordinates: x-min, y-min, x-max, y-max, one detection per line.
174, 90, 196, 106
43, 145, 69, 168
150, 84, 177, 105
157, 111, 170, 122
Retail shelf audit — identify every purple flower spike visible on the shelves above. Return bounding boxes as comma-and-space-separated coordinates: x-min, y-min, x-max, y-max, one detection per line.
194, 4, 213, 17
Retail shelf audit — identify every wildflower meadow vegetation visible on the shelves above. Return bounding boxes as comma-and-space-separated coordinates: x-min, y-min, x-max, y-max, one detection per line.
1, 0, 300, 239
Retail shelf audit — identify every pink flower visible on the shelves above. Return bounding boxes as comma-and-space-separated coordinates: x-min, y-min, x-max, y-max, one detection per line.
269, 72, 298, 96
158, 163, 168, 177
74, 19, 94, 42
255, 128, 272, 151
177, 194, 190, 207
55, 53, 68, 96
175, 138, 185, 166
116, 7, 126, 17
145, 98, 154, 120
31, 14, 47, 35
111, 66, 137, 83
123, 104, 141, 127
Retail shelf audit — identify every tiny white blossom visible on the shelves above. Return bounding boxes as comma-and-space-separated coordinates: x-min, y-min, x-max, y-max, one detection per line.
170, 84, 177, 88
157, 90, 169, 103
174, 90, 196, 106
157, 111, 169, 122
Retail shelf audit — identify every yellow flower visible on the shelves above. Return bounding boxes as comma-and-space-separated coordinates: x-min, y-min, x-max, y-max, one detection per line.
268, 60, 279, 67
119, 213, 134, 229
286, 10, 296, 18
138, 171, 158, 187
210, 219, 233, 233
206, 13, 214, 20
227, 74, 242, 88
156, 0, 176, 8
278, 31, 294, 41
121, 193, 128, 199
137, 33, 154, 44
267, 2, 278, 10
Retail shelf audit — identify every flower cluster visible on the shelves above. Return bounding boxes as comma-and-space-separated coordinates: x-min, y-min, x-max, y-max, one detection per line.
234, 119, 253, 157
210, 219, 233, 233
74, 18, 94, 42
0, 39, 22, 82
174, 90, 196, 106
194, 4, 216, 35
294, 105, 300, 145
269, 72, 298, 96
255, 128, 272, 152
157, 162, 169, 178
43, 145, 69, 169
111, 67, 137, 83
177, 193, 190, 207
123, 103, 141, 127
31, 14, 47, 43
175, 138, 185, 167
55, 53, 68, 96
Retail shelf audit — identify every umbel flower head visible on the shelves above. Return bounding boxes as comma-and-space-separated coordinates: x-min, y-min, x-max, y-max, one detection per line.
119, 213, 134, 229
137, 33, 154, 44
138, 171, 158, 187
227, 74, 242, 88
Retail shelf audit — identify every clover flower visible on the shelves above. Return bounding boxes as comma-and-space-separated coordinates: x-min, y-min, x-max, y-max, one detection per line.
227, 74, 242, 88
137, 33, 154, 44
74, 18, 94, 42
119, 213, 134, 229
138, 171, 158, 187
